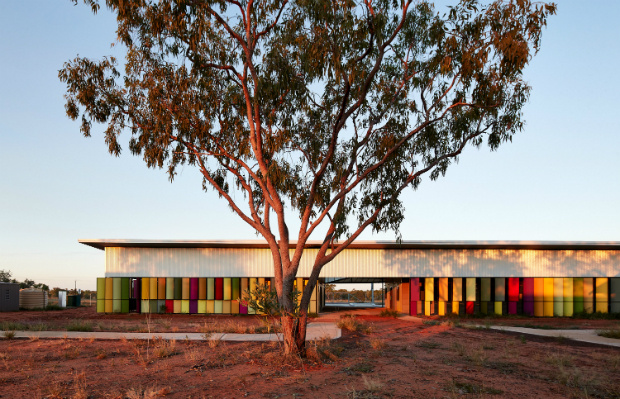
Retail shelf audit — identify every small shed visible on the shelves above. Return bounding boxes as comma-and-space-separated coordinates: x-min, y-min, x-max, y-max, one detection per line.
0, 283, 20, 312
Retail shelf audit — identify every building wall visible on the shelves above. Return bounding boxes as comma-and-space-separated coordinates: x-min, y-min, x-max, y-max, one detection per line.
105, 247, 620, 278
0, 283, 19, 312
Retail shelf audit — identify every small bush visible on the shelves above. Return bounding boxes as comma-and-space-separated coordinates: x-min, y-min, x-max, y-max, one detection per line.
369, 338, 386, 350
597, 328, 620, 339
0, 321, 27, 331
415, 340, 441, 349
67, 320, 94, 332
379, 309, 399, 318
337, 314, 368, 332
3, 331, 16, 340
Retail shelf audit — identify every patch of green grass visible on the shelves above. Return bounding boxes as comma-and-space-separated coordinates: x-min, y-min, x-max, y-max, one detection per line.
0, 321, 27, 331
597, 328, 620, 339
66, 320, 94, 332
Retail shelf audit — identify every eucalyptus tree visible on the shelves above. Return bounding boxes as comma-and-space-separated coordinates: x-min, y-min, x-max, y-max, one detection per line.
61, 0, 555, 354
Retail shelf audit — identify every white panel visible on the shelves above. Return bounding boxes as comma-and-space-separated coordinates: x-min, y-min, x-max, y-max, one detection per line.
105, 247, 620, 278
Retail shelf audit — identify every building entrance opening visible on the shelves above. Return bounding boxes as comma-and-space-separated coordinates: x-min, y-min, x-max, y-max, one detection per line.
322, 278, 391, 311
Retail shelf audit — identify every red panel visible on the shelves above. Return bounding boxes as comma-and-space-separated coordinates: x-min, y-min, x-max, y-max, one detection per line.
215, 278, 223, 300
522, 278, 534, 302
508, 278, 520, 302
508, 301, 517, 315
466, 301, 474, 314
165, 300, 174, 313
410, 278, 420, 301
410, 301, 417, 316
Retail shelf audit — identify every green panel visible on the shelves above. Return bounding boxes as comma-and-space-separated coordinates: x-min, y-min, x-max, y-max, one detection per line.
121, 278, 130, 300
150, 300, 158, 313
223, 278, 232, 300
573, 278, 584, 301
121, 300, 129, 313
166, 278, 174, 299
494, 278, 505, 302
96, 299, 105, 313
97, 278, 106, 300
610, 278, 620, 303
232, 278, 240, 301
198, 300, 207, 314
157, 300, 166, 314
553, 278, 563, 302
206, 300, 215, 313
563, 278, 573, 302
611, 302, 620, 314
563, 301, 573, 317
174, 278, 182, 300
553, 301, 563, 317
207, 278, 215, 300
481, 301, 489, 315
105, 299, 113, 313
214, 300, 223, 314
494, 301, 502, 315
573, 300, 584, 314
141, 299, 150, 313
182, 278, 190, 300
112, 278, 121, 300
174, 300, 182, 313
465, 278, 476, 302
113, 299, 122, 313
481, 278, 491, 302
223, 300, 231, 314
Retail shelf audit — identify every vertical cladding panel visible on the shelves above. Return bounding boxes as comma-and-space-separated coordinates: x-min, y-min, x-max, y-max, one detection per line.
481, 301, 489, 315
584, 278, 594, 302
424, 301, 431, 316
149, 277, 158, 300
214, 300, 223, 314
165, 300, 174, 313
438, 301, 445, 316
133, 278, 141, 300
508, 301, 517, 315
573, 278, 584, 302
141, 278, 150, 300
113, 299, 121, 313
121, 300, 129, 313
173, 300, 182, 313
466, 301, 474, 314
453, 278, 463, 302
523, 278, 534, 302
258, 277, 266, 287
158, 278, 166, 299
584, 300, 594, 313
181, 300, 189, 314
141, 299, 150, 313
198, 300, 207, 313
157, 300, 166, 314
611, 279, 620, 313
438, 278, 449, 302
534, 278, 544, 302
166, 278, 174, 299
465, 278, 476, 302
543, 301, 554, 317
97, 300, 105, 313
495, 278, 506, 302
190, 278, 198, 300
223, 300, 231, 314
481, 278, 491, 302
215, 278, 223, 300
199, 278, 207, 300
206, 300, 215, 313
232, 300, 240, 314
401, 282, 410, 315
543, 278, 554, 303
563, 278, 574, 316
105, 278, 113, 301
223, 278, 232, 300
105, 299, 113, 313
508, 278, 519, 302
189, 300, 198, 314
534, 301, 544, 317
150, 300, 158, 313
595, 278, 609, 313
182, 278, 190, 300
174, 278, 182, 300
523, 301, 534, 316
232, 278, 240, 301
553, 278, 564, 302
553, 300, 564, 317
248, 278, 257, 314
97, 278, 106, 300
425, 278, 434, 300
494, 301, 503, 315
410, 278, 420, 301
207, 278, 215, 300
121, 278, 130, 300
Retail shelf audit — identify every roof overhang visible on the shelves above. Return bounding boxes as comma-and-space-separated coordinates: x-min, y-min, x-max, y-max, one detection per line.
79, 239, 620, 251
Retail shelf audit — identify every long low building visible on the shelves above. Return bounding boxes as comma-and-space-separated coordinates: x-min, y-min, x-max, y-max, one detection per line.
81, 239, 620, 316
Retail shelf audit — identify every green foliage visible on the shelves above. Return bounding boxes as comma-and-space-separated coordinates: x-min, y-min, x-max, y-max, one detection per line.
66, 320, 94, 332
597, 329, 620, 339
241, 283, 301, 317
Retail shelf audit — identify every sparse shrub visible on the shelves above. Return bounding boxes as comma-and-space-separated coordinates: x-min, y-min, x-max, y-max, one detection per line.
451, 341, 466, 356
95, 349, 107, 359
369, 338, 385, 350
3, 331, 15, 340
415, 340, 441, 349
67, 320, 94, 332
0, 321, 27, 331
597, 328, 620, 339
379, 309, 399, 318
152, 338, 176, 358
337, 314, 369, 332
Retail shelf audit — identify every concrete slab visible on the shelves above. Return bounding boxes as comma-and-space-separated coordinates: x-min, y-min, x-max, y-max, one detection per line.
7, 322, 341, 342
489, 326, 620, 348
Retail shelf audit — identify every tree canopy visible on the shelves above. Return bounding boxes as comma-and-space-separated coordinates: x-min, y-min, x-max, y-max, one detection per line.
61, 0, 555, 353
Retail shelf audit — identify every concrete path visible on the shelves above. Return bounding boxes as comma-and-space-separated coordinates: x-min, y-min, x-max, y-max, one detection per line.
8, 322, 341, 342
488, 326, 620, 348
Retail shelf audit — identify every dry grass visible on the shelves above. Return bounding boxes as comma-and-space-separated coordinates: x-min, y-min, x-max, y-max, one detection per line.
337, 314, 371, 333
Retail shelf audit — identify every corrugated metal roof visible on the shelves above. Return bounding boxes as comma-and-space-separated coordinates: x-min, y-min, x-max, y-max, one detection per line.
80, 239, 620, 251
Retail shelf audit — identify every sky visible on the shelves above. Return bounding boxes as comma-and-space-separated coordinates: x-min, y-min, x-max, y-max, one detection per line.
1, 1, 619, 291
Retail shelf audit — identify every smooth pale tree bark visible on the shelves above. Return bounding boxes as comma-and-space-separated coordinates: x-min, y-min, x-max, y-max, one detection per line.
61, 0, 555, 355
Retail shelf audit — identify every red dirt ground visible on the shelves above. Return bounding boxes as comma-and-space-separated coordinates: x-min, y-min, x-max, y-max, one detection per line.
1, 307, 619, 398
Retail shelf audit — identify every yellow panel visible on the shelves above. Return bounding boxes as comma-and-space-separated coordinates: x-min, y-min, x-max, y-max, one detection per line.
438, 278, 448, 302
534, 301, 544, 317
182, 278, 190, 300
583, 278, 594, 301
563, 278, 573, 302
258, 278, 265, 287
166, 278, 174, 299
453, 279, 463, 302
543, 278, 554, 303
553, 278, 563, 302
181, 300, 189, 314
105, 278, 113, 301
534, 278, 544, 302
573, 278, 584, 301
223, 300, 231, 314
465, 278, 476, 302
596, 301, 609, 313
310, 300, 317, 314
494, 302, 502, 315
232, 300, 240, 314
310, 283, 317, 301
424, 301, 431, 316
584, 300, 594, 313
223, 278, 232, 300
596, 278, 609, 301
249, 278, 257, 314
197, 300, 207, 314
206, 300, 214, 314
158, 278, 166, 299
425, 278, 434, 301
141, 278, 150, 300
104, 299, 113, 313
97, 300, 105, 313
173, 300, 182, 314
543, 302, 554, 317
149, 277, 158, 300
438, 301, 445, 316
452, 301, 460, 315
214, 300, 223, 314
553, 301, 563, 317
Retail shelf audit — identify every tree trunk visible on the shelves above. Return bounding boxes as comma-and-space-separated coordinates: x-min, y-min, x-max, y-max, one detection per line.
281, 313, 308, 356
